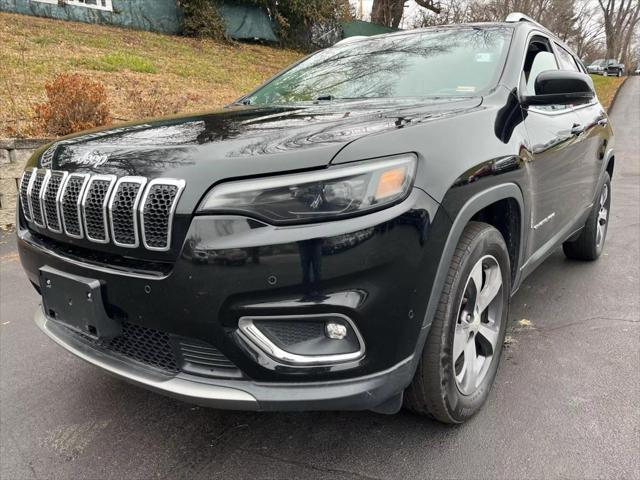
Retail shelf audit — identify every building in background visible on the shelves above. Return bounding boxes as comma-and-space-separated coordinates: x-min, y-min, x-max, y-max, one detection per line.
0, 0, 277, 40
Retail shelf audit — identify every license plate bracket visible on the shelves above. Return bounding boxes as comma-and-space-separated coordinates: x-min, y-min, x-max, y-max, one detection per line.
39, 266, 121, 339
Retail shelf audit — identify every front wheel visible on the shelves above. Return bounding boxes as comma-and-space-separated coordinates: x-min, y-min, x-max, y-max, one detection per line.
563, 173, 611, 260
404, 222, 510, 423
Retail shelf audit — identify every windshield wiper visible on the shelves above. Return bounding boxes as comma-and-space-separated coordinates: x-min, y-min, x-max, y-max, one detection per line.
315, 94, 335, 101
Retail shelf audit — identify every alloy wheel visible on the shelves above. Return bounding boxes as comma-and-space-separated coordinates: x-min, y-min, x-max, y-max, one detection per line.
453, 255, 504, 395
596, 183, 609, 248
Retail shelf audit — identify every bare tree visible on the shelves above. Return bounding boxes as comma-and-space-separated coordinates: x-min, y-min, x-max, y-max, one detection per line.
597, 0, 640, 65
371, 0, 441, 28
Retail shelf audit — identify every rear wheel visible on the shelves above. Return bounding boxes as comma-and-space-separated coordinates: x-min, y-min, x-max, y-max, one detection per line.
404, 222, 510, 423
563, 174, 611, 260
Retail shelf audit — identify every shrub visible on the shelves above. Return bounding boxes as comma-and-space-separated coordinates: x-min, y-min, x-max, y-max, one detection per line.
34, 73, 111, 136
177, 0, 227, 40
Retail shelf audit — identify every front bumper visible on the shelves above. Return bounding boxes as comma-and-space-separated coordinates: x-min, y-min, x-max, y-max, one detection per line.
20, 187, 450, 410
36, 309, 414, 411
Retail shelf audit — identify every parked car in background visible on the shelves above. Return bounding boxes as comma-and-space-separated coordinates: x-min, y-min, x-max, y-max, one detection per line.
634, 64, 640, 75
17, 12, 614, 424
587, 59, 605, 74
603, 59, 625, 76
588, 59, 625, 76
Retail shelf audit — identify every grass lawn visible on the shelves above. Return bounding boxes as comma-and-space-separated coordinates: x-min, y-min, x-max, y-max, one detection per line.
590, 74, 626, 110
0, 12, 628, 138
0, 12, 303, 137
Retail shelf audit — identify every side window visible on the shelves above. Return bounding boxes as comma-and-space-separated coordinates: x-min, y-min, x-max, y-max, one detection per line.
522, 37, 559, 95
555, 44, 579, 72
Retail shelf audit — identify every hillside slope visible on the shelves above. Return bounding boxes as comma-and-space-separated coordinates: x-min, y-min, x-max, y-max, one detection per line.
0, 12, 303, 137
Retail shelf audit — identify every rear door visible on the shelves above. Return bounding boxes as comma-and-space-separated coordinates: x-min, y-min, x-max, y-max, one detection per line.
520, 35, 583, 255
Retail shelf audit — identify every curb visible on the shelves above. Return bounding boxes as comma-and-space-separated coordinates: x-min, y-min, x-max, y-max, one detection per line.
607, 76, 629, 113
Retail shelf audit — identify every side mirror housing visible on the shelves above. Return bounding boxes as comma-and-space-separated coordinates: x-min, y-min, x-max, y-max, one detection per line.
522, 70, 595, 107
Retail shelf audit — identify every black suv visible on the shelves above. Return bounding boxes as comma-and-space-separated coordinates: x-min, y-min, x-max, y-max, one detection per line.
17, 13, 614, 423
603, 59, 625, 77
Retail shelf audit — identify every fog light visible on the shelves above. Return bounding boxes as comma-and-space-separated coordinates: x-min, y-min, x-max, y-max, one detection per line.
325, 322, 347, 340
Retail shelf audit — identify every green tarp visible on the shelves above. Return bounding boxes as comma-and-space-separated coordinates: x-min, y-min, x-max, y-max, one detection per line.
341, 20, 399, 38
218, 3, 278, 42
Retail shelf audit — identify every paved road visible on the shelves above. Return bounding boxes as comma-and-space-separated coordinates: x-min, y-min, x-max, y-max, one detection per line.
1, 78, 639, 480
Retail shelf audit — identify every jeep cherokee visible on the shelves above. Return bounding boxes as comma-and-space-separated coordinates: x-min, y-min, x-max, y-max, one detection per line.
16, 13, 614, 423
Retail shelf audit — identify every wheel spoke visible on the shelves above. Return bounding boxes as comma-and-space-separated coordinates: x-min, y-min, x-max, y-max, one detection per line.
600, 185, 608, 206
477, 265, 502, 313
469, 260, 483, 298
453, 324, 468, 360
457, 338, 478, 390
477, 323, 499, 354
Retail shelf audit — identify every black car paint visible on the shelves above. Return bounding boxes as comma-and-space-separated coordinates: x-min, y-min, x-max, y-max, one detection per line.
17, 22, 614, 410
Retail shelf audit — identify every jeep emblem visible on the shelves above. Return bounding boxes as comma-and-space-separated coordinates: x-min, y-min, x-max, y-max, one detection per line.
77, 150, 109, 167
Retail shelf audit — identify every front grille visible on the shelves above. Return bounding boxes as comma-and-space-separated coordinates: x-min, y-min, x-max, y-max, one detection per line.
19, 169, 34, 221
21, 169, 184, 252
82, 175, 115, 243
141, 180, 184, 251
29, 170, 47, 227
61, 174, 89, 238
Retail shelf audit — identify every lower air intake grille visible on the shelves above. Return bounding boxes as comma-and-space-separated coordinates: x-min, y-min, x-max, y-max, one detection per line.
106, 323, 179, 372
67, 322, 180, 373
60, 322, 240, 377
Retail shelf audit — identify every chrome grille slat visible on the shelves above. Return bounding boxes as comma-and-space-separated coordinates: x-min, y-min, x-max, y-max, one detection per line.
140, 179, 185, 252
109, 177, 147, 248
82, 175, 116, 244
34, 170, 51, 228
19, 169, 35, 221
60, 173, 90, 239
27, 169, 48, 227
42, 171, 68, 233
21, 169, 184, 252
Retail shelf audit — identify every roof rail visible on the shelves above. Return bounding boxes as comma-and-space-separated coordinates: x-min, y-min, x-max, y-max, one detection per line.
505, 12, 548, 31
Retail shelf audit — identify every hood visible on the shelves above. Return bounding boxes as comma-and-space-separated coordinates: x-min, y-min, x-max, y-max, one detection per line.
43, 97, 481, 210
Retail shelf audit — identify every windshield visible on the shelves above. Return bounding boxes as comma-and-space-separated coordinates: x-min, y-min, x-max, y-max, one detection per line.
244, 27, 512, 105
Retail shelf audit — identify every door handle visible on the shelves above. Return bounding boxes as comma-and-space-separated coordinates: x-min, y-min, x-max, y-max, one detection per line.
571, 123, 585, 136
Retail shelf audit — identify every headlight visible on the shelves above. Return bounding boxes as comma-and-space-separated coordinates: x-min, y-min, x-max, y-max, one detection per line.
197, 154, 417, 224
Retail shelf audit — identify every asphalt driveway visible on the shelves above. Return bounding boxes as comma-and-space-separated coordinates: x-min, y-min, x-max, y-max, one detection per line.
1, 77, 639, 480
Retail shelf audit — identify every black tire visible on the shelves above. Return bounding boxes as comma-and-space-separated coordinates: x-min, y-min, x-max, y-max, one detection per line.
563, 173, 611, 261
404, 222, 510, 423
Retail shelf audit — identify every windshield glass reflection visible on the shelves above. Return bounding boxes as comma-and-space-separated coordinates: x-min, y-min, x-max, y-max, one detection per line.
247, 27, 512, 105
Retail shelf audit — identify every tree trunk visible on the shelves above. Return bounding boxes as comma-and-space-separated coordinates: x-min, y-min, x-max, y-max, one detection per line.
371, 0, 441, 28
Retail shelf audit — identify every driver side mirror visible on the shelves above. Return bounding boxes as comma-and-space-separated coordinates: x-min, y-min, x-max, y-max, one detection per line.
522, 70, 595, 107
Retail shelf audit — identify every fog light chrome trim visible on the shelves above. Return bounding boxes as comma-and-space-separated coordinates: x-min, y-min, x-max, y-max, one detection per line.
237, 314, 365, 366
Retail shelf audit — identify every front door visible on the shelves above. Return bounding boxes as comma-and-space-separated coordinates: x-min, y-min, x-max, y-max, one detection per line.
520, 38, 584, 256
